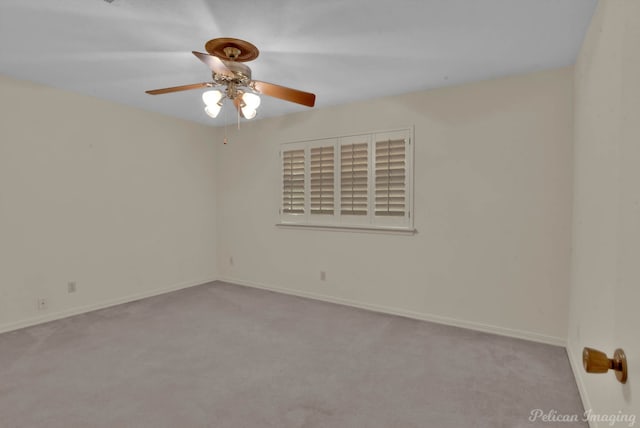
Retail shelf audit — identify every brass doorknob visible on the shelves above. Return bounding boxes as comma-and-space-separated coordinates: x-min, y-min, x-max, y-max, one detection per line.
582, 347, 628, 384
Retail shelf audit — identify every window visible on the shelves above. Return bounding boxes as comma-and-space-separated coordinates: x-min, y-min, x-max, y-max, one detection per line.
279, 128, 414, 232
310, 145, 334, 215
340, 141, 368, 216
375, 138, 406, 217
281, 149, 305, 214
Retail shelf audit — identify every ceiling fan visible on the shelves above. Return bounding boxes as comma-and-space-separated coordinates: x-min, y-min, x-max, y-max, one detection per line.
146, 37, 316, 120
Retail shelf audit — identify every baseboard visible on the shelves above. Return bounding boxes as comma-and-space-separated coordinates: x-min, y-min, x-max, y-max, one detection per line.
218, 276, 566, 347
0, 277, 218, 335
1, 275, 567, 347
566, 340, 595, 427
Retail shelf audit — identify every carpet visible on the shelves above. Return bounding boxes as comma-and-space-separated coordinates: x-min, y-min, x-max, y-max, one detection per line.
0, 281, 585, 427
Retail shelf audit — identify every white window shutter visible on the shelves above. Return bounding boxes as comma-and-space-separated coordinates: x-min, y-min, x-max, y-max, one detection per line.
340, 142, 368, 215
279, 128, 413, 231
310, 145, 335, 215
282, 149, 305, 214
375, 138, 406, 217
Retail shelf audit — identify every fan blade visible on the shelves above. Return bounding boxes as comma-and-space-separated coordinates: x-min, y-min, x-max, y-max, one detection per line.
233, 97, 245, 118
146, 82, 211, 95
192, 51, 234, 78
251, 80, 316, 107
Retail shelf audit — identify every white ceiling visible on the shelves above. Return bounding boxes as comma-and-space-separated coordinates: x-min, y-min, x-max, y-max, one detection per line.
0, 0, 596, 127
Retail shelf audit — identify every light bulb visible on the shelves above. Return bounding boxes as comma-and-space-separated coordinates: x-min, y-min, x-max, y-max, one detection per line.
204, 104, 221, 118
202, 90, 223, 106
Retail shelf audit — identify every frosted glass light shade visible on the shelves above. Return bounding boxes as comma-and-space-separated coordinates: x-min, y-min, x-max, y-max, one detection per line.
202, 90, 223, 106
241, 107, 257, 119
204, 104, 221, 118
242, 92, 260, 109
241, 92, 260, 119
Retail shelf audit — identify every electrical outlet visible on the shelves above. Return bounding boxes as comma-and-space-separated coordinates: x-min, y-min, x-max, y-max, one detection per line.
68, 281, 77, 293
320, 271, 326, 281
37, 298, 47, 311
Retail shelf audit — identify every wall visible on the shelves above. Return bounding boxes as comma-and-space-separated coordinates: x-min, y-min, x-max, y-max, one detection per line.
0, 75, 218, 332
216, 67, 574, 344
568, 1, 639, 425
0, 66, 576, 345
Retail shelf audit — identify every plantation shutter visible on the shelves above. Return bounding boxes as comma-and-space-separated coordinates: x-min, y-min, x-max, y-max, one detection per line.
282, 149, 305, 214
375, 138, 406, 216
310, 146, 334, 214
340, 143, 368, 215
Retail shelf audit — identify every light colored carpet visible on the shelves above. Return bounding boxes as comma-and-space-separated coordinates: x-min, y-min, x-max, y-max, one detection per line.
0, 281, 585, 427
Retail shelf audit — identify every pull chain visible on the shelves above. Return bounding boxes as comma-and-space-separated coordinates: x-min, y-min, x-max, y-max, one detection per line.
223, 102, 228, 145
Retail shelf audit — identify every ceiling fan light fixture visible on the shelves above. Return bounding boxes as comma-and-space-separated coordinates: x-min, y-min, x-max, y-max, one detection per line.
202, 89, 223, 106
204, 104, 222, 118
146, 38, 316, 124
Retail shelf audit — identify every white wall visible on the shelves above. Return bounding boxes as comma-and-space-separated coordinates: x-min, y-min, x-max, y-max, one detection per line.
216, 67, 574, 344
0, 75, 218, 331
568, 1, 640, 424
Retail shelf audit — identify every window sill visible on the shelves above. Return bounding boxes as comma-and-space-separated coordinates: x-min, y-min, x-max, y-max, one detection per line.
275, 223, 417, 235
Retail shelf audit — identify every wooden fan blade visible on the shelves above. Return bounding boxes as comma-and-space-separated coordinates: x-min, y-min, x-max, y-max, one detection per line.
146, 82, 211, 95
251, 80, 316, 107
233, 97, 245, 118
192, 51, 234, 78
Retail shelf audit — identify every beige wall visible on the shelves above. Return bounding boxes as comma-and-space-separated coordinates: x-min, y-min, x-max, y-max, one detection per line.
0, 75, 218, 331
216, 67, 574, 344
0, 66, 576, 345
569, 1, 640, 424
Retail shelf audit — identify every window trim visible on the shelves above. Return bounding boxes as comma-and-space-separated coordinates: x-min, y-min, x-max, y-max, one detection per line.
278, 127, 415, 233
275, 222, 417, 235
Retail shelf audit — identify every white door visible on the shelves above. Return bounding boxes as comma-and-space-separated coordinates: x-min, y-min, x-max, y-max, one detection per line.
569, 1, 639, 427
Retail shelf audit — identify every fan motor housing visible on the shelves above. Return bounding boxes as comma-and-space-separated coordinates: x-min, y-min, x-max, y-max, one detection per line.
217, 60, 252, 82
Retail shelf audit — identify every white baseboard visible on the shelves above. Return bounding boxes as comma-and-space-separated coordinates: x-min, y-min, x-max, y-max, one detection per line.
1, 275, 567, 348
0, 277, 218, 335
218, 276, 566, 347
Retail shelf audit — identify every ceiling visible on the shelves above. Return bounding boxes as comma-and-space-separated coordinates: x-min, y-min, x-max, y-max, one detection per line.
0, 0, 597, 127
